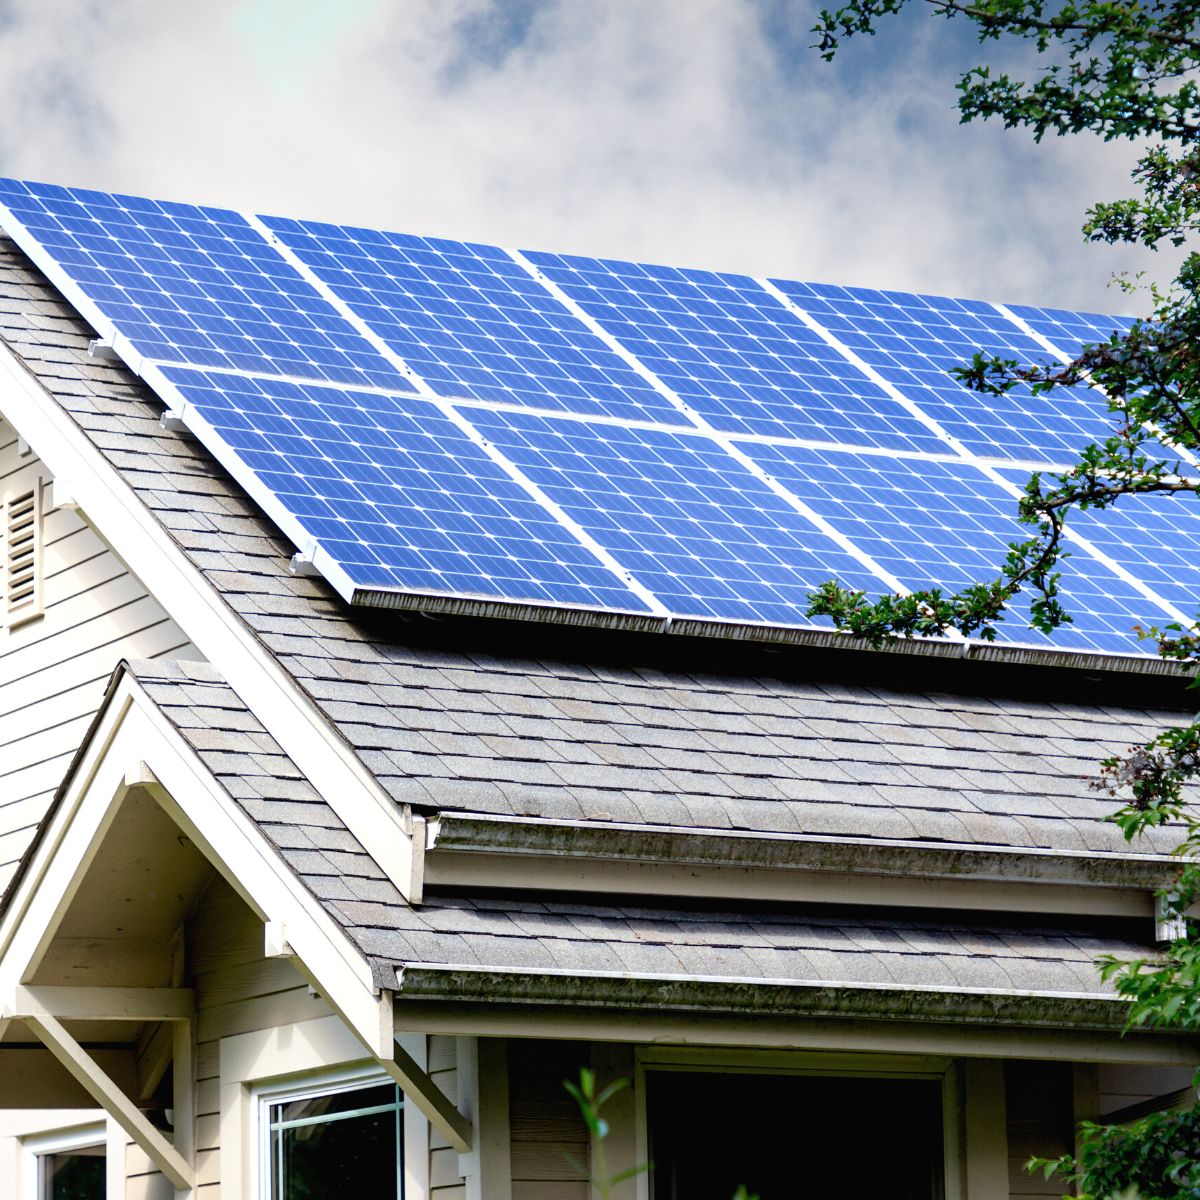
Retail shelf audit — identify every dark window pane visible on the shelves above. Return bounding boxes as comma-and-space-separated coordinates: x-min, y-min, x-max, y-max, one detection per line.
270, 1083, 402, 1200
41, 1146, 105, 1200
647, 1072, 943, 1200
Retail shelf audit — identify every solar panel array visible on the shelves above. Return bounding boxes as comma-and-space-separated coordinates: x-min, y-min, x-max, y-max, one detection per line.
1, 176, 1194, 658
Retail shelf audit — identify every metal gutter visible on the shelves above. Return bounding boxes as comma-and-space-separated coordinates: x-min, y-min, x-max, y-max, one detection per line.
394, 963, 1136, 1030
425, 813, 1181, 890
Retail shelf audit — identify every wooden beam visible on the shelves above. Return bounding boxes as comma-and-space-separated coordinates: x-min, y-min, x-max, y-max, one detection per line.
23, 1006, 193, 1190
12, 985, 194, 1023
378, 1037, 473, 1154
136, 1021, 174, 1103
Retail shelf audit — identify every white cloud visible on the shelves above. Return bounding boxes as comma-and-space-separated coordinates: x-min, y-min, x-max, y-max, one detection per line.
0, 0, 1176, 312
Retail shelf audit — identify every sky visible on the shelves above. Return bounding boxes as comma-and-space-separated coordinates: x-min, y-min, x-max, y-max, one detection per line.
0, 0, 1175, 313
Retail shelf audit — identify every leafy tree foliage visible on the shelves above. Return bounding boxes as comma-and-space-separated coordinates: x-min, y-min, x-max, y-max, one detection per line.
811, 2, 1200, 1195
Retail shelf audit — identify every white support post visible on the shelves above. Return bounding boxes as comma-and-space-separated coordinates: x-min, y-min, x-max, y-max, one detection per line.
105, 1118, 127, 1199
173, 1020, 195, 1200
963, 1059, 1008, 1200
22, 1005, 194, 1191
457, 1036, 481, 1199
1156, 893, 1187, 944
475, 1039, 512, 1200
591, 1043, 636, 1200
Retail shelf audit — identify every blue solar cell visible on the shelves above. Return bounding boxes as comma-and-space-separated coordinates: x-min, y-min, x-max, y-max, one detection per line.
996, 467, 1200, 628
0, 175, 1186, 653
258, 216, 686, 425
523, 251, 947, 452
464, 408, 888, 626
0, 179, 405, 388
739, 443, 1168, 653
158, 366, 654, 612
771, 278, 1119, 464
1007, 304, 1135, 357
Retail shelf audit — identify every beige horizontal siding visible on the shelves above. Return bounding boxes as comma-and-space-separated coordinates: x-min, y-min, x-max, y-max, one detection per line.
509, 1040, 590, 1200
429, 1034, 465, 1199
1097, 1063, 1196, 1118
125, 874, 336, 1200
0, 419, 200, 893
1007, 1060, 1073, 1199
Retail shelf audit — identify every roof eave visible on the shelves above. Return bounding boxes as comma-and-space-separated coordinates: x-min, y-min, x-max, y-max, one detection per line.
394, 963, 1138, 1031
426, 811, 1180, 890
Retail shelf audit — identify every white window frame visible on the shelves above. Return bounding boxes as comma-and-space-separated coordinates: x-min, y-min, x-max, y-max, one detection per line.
220, 1015, 429, 1200
255, 1065, 404, 1200
632, 1047, 960, 1200
20, 1120, 108, 1200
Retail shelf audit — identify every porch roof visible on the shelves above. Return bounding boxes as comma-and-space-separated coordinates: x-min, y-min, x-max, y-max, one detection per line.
128, 658, 1153, 1031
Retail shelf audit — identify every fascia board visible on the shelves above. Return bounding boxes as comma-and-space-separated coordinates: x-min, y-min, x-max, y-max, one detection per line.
426, 812, 1179, 890
0, 339, 419, 902
390, 1000, 1197, 1066
0, 671, 390, 1059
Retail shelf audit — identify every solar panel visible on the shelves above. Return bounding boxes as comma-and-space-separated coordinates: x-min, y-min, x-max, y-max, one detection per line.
524, 251, 948, 453
463, 407, 892, 626
770, 278, 1118, 464
0, 175, 1182, 658
158, 366, 658, 615
1006, 304, 1135, 358
995, 466, 1200, 629
740, 444, 1163, 653
258, 216, 686, 425
0, 179, 406, 388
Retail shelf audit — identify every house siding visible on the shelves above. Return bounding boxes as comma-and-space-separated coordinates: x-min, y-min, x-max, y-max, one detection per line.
508, 1040, 590, 1200
190, 874, 335, 1200
1006, 1060, 1074, 1200
118, 873, 335, 1200
428, 1035, 465, 1200
1097, 1063, 1196, 1118
0, 417, 199, 894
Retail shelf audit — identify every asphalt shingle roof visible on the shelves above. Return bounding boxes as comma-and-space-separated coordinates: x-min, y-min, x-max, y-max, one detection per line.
0, 234, 1191, 856
131, 657, 1140, 1016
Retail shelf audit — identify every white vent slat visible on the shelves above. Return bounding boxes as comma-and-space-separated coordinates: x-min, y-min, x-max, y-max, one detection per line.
5, 486, 43, 624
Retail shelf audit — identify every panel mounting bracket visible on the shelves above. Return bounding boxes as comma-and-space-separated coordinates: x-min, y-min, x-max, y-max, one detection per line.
87, 338, 119, 362
289, 542, 322, 578
1155, 893, 1187, 945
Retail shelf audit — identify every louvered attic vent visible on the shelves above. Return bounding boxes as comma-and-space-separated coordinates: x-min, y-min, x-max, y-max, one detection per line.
5, 486, 43, 626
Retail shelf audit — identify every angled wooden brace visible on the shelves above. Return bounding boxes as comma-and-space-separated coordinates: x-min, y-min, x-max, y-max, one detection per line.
378, 1036, 473, 1153
17, 997, 194, 1190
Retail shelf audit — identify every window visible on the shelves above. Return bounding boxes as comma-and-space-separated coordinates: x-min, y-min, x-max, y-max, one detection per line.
22, 1124, 106, 1200
38, 1144, 104, 1200
258, 1072, 404, 1200
646, 1069, 944, 1200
